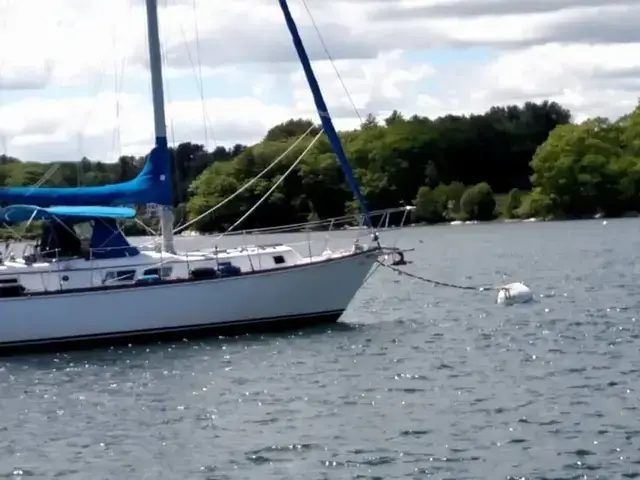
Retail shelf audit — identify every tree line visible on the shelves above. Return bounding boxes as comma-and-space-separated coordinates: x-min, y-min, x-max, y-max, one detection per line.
2, 98, 634, 237
516, 102, 640, 219
184, 100, 573, 231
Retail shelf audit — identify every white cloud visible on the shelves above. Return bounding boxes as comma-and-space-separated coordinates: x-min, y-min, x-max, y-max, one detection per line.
0, 0, 637, 163
413, 41, 640, 122
0, 92, 294, 162
290, 50, 435, 120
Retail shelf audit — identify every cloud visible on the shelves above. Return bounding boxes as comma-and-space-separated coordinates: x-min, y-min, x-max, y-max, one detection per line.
289, 50, 434, 119
0, 92, 294, 162
0, 0, 637, 164
377, 0, 634, 18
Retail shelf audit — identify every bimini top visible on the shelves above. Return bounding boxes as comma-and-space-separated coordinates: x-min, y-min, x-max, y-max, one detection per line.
0, 139, 172, 207
0, 205, 137, 226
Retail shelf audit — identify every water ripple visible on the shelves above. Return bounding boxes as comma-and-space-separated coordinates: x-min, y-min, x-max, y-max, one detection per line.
1, 221, 640, 478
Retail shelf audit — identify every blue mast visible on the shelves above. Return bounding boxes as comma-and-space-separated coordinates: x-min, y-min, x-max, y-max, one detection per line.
277, 0, 373, 229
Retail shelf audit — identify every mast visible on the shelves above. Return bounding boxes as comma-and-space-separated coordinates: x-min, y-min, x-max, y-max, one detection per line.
145, 0, 175, 253
277, 0, 373, 229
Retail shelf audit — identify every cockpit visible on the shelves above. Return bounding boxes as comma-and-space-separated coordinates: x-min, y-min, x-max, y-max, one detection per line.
37, 220, 84, 259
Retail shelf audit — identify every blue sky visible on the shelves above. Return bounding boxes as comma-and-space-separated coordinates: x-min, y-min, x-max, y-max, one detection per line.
403, 47, 497, 67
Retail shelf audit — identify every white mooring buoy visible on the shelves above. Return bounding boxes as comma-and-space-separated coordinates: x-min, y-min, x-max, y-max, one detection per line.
496, 282, 533, 306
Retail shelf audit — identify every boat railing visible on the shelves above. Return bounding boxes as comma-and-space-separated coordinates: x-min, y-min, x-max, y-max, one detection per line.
221, 205, 416, 237
215, 205, 415, 262
140, 205, 417, 264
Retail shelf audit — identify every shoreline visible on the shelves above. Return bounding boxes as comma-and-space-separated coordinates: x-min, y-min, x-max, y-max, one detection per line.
139, 212, 637, 239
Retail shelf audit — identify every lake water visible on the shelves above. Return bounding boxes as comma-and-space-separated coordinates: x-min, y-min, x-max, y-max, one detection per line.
1, 218, 639, 479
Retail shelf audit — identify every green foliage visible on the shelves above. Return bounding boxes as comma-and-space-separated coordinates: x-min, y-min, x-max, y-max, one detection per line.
525, 101, 640, 218
515, 188, 555, 219
0, 220, 43, 242
264, 118, 321, 142
413, 186, 447, 223
413, 182, 469, 223
0, 100, 577, 235
460, 182, 497, 221
503, 188, 523, 218
190, 100, 570, 232
444, 181, 466, 216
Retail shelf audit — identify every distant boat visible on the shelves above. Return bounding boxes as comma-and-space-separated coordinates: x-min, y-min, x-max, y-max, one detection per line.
0, 0, 399, 352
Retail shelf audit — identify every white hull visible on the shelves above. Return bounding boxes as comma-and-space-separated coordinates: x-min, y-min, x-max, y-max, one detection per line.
0, 248, 379, 350
0, 243, 348, 292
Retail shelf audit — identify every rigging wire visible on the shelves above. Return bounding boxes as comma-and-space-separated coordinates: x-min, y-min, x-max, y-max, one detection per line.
171, 0, 218, 149
31, 163, 59, 188
159, 0, 177, 148
110, 21, 123, 162
76, 0, 136, 176
0, 0, 10, 156
191, 0, 209, 149
173, 124, 317, 235
134, 218, 160, 236
214, 128, 324, 239
299, 0, 363, 124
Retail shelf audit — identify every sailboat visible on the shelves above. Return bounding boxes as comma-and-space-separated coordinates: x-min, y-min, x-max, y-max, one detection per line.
0, 0, 398, 352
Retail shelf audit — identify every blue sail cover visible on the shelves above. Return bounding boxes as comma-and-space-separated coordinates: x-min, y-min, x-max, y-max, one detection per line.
89, 217, 140, 259
0, 138, 172, 207
278, 0, 372, 228
0, 205, 137, 225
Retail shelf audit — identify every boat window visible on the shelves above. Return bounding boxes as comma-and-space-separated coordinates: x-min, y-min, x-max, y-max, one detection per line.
103, 270, 136, 283
143, 266, 173, 278
273, 255, 286, 265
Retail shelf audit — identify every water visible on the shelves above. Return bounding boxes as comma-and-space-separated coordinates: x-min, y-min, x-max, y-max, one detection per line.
1, 219, 640, 479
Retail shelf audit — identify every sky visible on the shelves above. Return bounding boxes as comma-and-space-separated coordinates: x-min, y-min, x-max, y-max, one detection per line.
0, 0, 638, 163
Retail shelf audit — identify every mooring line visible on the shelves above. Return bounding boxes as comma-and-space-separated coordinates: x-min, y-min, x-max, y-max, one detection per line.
377, 261, 496, 292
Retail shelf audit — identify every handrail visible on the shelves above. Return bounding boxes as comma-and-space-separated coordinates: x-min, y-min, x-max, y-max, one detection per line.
180, 205, 415, 237
135, 205, 414, 252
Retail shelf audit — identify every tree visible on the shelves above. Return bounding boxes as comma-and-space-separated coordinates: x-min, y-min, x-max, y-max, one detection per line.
413, 186, 447, 223
503, 188, 523, 218
515, 188, 555, 219
413, 183, 467, 223
362, 113, 379, 128
384, 110, 405, 126
460, 183, 497, 221
530, 118, 625, 217
264, 119, 320, 142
